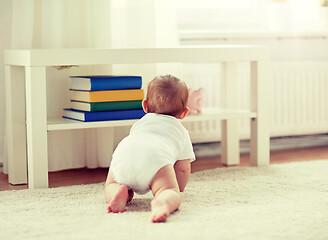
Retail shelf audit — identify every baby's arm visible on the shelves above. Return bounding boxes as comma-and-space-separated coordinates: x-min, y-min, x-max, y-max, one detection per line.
173, 159, 191, 192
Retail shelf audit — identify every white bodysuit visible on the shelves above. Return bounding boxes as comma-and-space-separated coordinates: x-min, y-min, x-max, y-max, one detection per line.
110, 113, 195, 194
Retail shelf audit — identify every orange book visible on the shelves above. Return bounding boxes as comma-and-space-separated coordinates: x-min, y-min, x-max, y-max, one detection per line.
70, 89, 144, 103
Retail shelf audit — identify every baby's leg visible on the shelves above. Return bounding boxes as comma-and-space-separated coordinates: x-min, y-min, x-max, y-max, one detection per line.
150, 164, 181, 223
105, 172, 131, 213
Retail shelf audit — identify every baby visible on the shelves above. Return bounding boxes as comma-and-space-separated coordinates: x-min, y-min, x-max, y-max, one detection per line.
104, 74, 195, 223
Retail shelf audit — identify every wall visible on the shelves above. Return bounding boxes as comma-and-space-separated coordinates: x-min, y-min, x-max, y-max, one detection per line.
176, 1, 328, 141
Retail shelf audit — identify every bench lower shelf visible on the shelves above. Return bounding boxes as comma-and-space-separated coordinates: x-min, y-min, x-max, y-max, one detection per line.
47, 108, 257, 131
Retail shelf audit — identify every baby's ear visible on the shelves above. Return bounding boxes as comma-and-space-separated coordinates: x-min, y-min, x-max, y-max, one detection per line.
178, 107, 190, 119
142, 100, 148, 113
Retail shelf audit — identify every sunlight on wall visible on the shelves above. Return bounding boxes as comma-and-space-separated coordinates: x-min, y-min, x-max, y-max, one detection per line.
177, 0, 328, 32
268, 0, 328, 31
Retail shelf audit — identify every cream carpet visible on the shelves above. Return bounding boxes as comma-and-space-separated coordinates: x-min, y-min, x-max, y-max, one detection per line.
1, 160, 328, 240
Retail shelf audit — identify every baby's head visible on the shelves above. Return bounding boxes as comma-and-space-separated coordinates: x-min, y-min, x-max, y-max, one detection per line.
143, 74, 189, 119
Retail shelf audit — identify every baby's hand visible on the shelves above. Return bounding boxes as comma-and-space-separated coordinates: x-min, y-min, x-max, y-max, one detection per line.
187, 88, 205, 115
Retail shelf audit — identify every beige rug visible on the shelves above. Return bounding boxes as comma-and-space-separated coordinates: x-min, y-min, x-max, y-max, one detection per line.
1, 160, 328, 240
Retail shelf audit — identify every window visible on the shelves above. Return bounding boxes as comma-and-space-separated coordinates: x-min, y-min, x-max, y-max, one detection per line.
176, 0, 328, 32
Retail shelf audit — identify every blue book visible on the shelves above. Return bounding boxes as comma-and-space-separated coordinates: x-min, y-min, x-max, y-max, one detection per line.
69, 75, 142, 91
63, 108, 145, 122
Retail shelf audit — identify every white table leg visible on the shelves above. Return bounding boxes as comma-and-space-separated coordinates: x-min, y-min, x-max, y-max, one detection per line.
221, 62, 240, 165
25, 66, 49, 188
250, 61, 270, 166
5, 65, 28, 185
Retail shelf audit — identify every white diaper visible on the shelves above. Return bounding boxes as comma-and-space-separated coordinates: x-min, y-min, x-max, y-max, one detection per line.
110, 134, 174, 194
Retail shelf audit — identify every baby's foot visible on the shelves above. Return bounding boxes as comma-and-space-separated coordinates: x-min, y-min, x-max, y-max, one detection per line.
150, 198, 170, 223
107, 185, 129, 213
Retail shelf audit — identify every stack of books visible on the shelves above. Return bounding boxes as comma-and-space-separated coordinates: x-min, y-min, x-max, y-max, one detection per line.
63, 75, 146, 122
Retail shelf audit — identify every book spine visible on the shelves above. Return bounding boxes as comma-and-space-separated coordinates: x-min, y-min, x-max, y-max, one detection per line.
90, 77, 142, 91
89, 89, 144, 102
84, 109, 146, 122
91, 101, 142, 111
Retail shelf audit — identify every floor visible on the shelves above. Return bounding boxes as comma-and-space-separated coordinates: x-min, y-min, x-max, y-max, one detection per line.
1, 145, 327, 191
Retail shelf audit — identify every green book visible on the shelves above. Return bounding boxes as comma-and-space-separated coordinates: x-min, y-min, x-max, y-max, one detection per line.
70, 100, 143, 112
